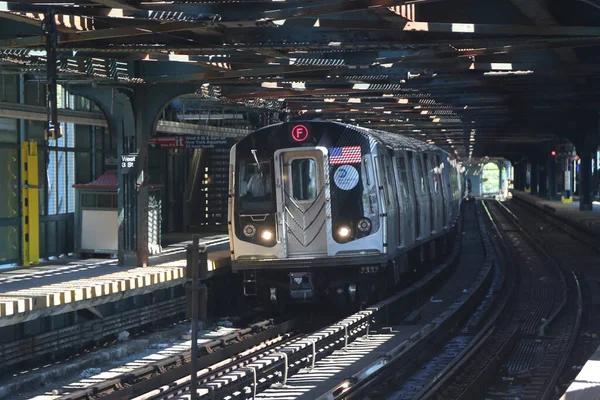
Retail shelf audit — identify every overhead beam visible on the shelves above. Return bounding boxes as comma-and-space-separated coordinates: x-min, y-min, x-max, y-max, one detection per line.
144, 65, 332, 82
89, 0, 139, 10
0, 101, 107, 127
156, 120, 249, 138
262, 0, 411, 20
505, 0, 579, 62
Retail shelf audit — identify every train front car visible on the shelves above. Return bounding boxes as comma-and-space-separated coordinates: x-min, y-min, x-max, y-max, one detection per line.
229, 121, 385, 306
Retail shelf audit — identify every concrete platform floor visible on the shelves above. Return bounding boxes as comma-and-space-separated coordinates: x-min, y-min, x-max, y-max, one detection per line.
0, 234, 230, 324
510, 190, 600, 235
561, 344, 600, 400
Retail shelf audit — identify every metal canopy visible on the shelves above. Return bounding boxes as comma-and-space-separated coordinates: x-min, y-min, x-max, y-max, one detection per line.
1, 0, 599, 160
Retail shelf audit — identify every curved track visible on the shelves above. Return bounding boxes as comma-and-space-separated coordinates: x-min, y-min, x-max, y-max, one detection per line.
413, 199, 582, 400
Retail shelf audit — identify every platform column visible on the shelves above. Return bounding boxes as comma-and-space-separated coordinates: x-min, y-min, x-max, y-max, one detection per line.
525, 162, 532, 193
576, 126, 600, 211
560, 149, 573, 204
21, 141, 39, 266
579, 149, 594, 211
514, 162, 524, 191
68, 87, 136, 266
531, 163, 539, 195
548, 153, 557, 200
131, 83, 202, 267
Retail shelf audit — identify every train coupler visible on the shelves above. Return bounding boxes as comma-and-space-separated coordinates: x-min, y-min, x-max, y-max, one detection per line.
289, 272, 314, 300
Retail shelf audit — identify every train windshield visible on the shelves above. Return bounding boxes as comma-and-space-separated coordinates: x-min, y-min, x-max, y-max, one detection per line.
237, 159, 274, 213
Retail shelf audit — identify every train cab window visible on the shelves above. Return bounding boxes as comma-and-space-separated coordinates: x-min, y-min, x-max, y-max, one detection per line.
238, 159, 273, 212
291, 158, 317, 201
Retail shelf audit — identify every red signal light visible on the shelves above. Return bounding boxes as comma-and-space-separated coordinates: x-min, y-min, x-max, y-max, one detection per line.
551, 151, 556, 156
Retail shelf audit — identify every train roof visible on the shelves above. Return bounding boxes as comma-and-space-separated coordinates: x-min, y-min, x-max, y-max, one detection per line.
296, 120, 441, 152
244, 120, 443, 153
353, 126, 440, 152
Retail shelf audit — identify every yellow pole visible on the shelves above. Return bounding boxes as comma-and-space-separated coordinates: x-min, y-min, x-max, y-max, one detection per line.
21, 141, 40, 266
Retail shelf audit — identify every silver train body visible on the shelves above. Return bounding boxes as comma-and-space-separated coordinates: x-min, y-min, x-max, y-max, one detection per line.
228, 121, 463, 304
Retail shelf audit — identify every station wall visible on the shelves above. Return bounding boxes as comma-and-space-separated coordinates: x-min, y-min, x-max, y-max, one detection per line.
0, 75, 115, 266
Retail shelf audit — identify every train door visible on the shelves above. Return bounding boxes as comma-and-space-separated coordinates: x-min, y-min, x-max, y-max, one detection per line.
438, 153, 451, 228
414, 153, 431, 238
275, 148, 328, 257
394, 152, 415, 247
408, 151, 427, 240
425, 152, 442, 234
380, 152, 399, 251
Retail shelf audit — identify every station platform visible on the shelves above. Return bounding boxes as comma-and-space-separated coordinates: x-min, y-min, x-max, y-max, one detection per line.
561, 344, 600, 399
0, 234, 230, 327
510, 190, 600, 236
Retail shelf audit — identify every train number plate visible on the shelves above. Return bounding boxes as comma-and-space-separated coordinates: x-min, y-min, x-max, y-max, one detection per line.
359, 266, 379, 274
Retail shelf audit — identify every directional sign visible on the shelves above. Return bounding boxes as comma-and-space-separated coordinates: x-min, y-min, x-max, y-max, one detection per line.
149, 136, 186, 148
149, 135, 235, 149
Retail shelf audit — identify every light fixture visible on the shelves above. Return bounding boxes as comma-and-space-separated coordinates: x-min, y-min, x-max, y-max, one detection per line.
261, 230, 273, 241
338, 226, 351, 238
357, 218, 372, 233
243, 224, 256, 237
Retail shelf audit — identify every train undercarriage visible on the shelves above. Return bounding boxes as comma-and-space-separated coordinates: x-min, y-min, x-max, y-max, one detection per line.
235, 233, 457, 311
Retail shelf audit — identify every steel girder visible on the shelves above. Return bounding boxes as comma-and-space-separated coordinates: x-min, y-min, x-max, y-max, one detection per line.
0, 0, 599, 159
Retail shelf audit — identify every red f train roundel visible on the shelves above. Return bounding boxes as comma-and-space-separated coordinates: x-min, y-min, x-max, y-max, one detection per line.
291, 124, 309, 142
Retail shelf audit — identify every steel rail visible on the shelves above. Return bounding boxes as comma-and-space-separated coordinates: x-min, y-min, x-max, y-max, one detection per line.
56, 319, 287, 400
412, 199, 518, 399
426, 199, 581, 400
499, 199, 584, 400
322, 201, 494, 400
0, 297, 186, 371
183, 213, 466, 400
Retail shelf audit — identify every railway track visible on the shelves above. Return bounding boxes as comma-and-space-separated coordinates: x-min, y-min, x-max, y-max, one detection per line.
227, 199, 492, 400
406, 199, 582, 400
506, 197, 600, 394
53, 200, 504, 400
54, 319, 292, 400
0, 296, 187, 372
68, 201, 468, 400
338, 199, 496, 400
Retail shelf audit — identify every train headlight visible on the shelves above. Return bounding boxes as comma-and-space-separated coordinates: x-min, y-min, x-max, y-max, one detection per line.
338, 226, 351, 238
243, 224, 257, 238
261, 230, 274, 241
357, 218, 372, 233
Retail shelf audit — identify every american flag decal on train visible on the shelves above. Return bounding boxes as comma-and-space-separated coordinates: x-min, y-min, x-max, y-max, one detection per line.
329, 146, 362, 165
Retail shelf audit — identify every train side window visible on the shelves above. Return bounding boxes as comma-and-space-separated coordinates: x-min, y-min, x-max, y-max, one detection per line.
397, 155, 410, 202
434, 154, 442, 195
291, 158, 317, 201
377, 156, 391, 206
437, 155, 446, 196
424, 153, 438, 194
417, 155, 426, 194
385, 156, 396, 209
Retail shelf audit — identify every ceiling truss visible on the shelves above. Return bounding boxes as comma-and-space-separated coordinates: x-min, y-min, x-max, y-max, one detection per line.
1, 0, 599, 160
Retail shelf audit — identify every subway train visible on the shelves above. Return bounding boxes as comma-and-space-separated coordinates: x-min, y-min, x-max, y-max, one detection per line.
228, 120, 463, 307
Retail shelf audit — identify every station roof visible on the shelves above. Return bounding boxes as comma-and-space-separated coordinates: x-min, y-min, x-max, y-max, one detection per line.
1, 0, 599, 161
